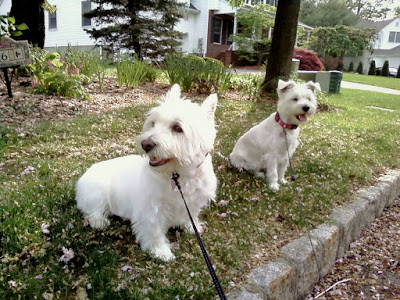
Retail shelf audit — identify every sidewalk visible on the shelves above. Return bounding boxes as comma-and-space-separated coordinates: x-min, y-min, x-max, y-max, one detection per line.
341, 81, 400, 95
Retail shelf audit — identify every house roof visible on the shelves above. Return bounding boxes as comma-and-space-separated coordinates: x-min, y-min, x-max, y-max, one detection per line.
373, 44, 400, 56
298, 21, 313, 30
189, 3, 198, 11
355, 18, 398, 31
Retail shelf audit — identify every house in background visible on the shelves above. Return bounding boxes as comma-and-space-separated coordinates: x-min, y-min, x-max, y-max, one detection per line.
343, 17, 400, 73
0, 0, 282, 65
0, 0, 95, 51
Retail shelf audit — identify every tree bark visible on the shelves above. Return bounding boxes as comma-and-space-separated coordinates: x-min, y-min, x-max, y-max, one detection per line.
10, 0, 45, 48
261, 0, 301, 95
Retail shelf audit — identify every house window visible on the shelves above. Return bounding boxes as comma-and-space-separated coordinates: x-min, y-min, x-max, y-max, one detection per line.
388, 31, 400, 43
82, 1, 92, 27
245, 0, 278, 5
212, 17, 223, 44
211, 17, 234, 45
48, 8, 57, 29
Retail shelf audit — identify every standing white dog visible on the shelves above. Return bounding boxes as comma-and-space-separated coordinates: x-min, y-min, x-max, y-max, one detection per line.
76, 85, 218, 261
229, 79, 320, 191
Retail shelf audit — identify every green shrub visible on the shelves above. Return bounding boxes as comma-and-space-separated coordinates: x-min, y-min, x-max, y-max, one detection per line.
368, 60, 376, 75
356, 61, 363, 74
230, 73, 263, 101
162, 54, 232, 93
116, 55, 156, 88
348, 61, 354, 72
381, 60, 389, 77
397, 65, 400, 78
30, 52, 89, 99
62, 47, 110, 85
63, 47, 94, 78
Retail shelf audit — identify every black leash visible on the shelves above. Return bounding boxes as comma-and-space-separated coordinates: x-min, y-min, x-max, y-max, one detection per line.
282, 127, 322, 298
171, 172, 227, 300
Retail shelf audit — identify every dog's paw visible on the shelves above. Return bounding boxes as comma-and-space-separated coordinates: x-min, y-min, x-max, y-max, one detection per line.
88, 216, 110, 229
184, 221, 204, 235
151, 245, 175, 261
269, 182, 280, 191
255, 172, 266, 178
280, 178, 288, 185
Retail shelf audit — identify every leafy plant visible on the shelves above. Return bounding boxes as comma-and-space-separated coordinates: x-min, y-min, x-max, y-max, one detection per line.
229, 3, 275, 66
162, 54, 205, 91
230, 73, 263, 101
381, 60, 389, 77
29, 52, 89, 99
116, 55, 155, 88
0, 15, 28, 38
293, 48, 323, 71
307, 26, 376, 59
356, 61, 363, 74
162, 54, 232, 93
62, 48, 112, 91
348, 61, 354, 72
368, 60, 376, 75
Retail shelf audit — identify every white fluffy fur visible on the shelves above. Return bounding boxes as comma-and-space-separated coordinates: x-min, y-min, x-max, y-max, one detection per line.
229, 80, 320, 191
76, 84, 218, 261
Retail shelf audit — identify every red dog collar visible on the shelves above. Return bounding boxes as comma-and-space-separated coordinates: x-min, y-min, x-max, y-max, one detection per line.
275, 112, 298, 130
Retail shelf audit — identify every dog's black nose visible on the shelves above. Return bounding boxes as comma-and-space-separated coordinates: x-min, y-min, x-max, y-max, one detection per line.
302, 106, 310, 112
141, 139, 156, 152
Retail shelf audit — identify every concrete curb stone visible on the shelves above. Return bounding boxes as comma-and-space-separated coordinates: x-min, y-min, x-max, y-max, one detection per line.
227, 169, 400, 300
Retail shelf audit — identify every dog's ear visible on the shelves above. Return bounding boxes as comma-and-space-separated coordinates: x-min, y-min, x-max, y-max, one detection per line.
165, 84, 182, 101
277, 80, 296, 94
202, 94, 218, 120
306, 81, 321, 93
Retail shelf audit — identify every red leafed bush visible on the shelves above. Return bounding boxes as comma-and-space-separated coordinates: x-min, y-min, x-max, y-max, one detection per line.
293, 48, 323, 71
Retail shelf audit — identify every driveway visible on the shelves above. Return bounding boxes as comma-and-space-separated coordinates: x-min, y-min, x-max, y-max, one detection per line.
341, 81, 400, 95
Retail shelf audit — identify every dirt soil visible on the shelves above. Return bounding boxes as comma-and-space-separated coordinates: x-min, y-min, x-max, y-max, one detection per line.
0, 77, 171, 127
308, 198, 400, 300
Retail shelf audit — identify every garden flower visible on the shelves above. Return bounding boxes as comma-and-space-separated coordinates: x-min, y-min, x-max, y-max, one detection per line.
59, 247, 74, 263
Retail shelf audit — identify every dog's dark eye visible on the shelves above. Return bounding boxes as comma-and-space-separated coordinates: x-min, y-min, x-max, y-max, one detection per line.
293, 98, 298, 102
172, 124, 183, 133
151, 121, 155, 127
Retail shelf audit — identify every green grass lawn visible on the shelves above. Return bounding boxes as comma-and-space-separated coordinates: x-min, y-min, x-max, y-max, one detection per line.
1, 87, 400, 299
342, 72, 400, 90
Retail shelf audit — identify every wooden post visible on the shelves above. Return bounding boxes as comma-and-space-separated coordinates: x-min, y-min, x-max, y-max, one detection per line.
2, 67, 13, 98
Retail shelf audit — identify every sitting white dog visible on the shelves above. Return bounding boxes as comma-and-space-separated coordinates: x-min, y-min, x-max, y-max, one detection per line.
76, 84, 218, 261
229, 79, 320, 191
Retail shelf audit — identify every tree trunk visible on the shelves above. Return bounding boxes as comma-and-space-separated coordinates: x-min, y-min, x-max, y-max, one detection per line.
261, 0, 301, 95
128, 0, 142, 59
10, 0, 45, 48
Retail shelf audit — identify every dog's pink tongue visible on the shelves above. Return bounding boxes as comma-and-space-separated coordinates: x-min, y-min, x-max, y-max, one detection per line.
298, 114, 307, 122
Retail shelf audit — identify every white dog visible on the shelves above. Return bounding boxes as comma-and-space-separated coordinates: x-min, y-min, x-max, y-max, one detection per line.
229, 79, 320, 191
76, 85, 218, 261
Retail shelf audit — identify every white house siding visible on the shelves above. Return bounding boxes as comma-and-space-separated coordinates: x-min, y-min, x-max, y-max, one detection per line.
0, 0, 11, 16
44, 0, 96, 51
175, 8, 201, 55
375, 18, 400, 50
175, 0, 211, 56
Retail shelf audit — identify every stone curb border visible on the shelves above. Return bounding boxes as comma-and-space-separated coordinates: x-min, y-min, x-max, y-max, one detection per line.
227, 170, 400, 300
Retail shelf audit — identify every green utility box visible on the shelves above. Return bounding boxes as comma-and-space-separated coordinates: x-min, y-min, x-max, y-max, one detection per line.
297, 70, 343, 94
329, 71, 342, 93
